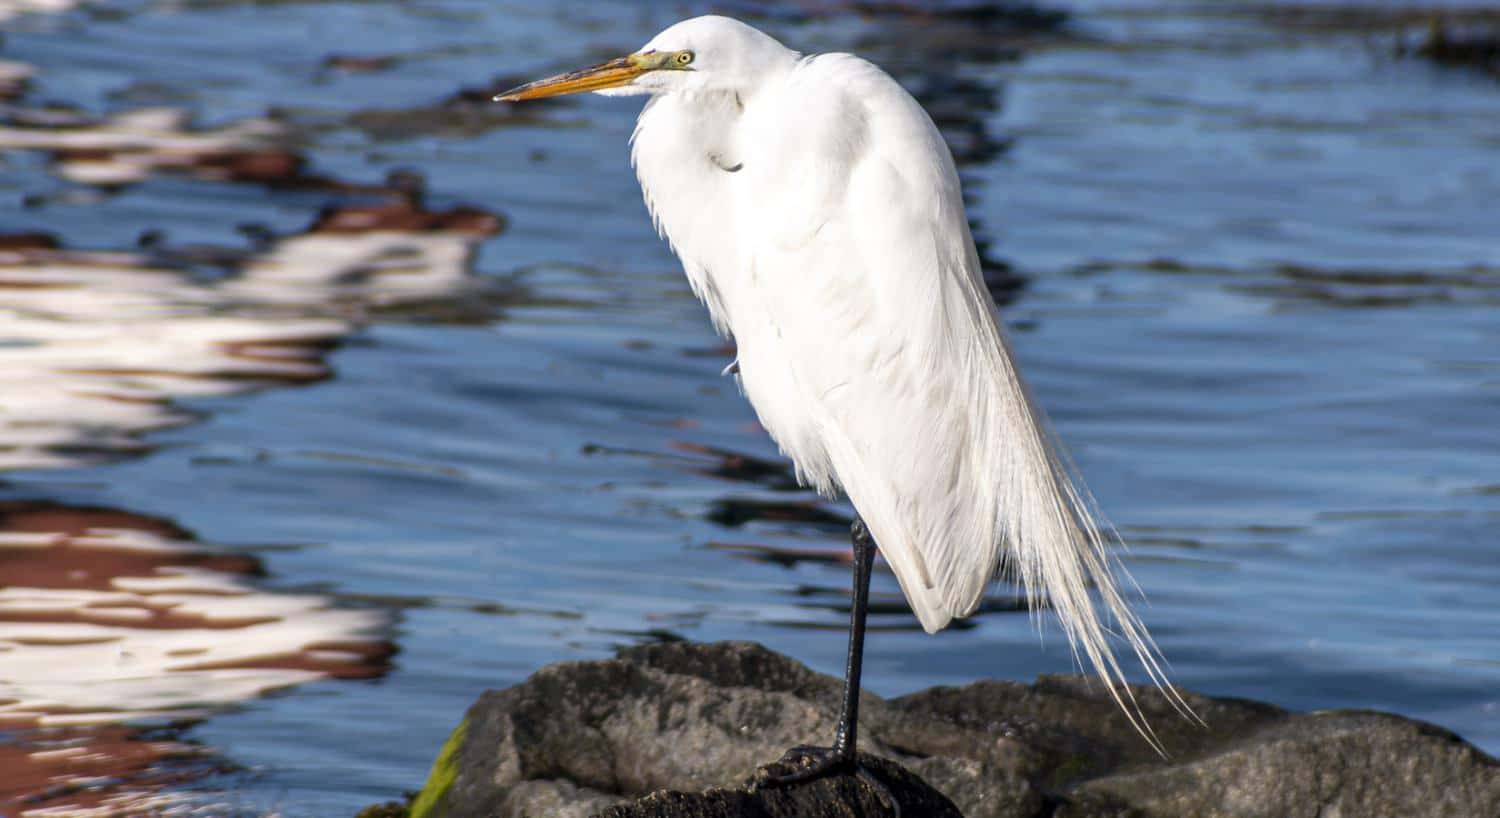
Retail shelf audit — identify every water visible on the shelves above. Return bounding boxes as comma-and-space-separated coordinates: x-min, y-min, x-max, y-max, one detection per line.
1, 0, 1497, 814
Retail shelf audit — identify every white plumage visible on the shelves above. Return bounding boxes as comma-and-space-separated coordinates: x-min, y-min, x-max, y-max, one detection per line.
502, 15, 1179, 733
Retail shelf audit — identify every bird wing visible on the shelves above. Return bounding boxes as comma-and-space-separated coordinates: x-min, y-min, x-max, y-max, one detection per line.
732, 54, 996, 631
731, 55, 1169, 709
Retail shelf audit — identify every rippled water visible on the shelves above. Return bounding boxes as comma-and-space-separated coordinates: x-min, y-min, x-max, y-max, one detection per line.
1, 0, 1497, 815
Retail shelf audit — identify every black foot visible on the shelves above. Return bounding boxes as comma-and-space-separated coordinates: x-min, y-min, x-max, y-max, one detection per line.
753, 745, 901, 817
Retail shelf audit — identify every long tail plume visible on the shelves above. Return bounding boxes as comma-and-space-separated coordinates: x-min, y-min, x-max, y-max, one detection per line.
986, 330, 1202, 752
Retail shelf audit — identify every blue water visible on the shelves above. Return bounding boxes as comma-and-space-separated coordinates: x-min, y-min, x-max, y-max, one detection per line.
1, 0, 1497, 814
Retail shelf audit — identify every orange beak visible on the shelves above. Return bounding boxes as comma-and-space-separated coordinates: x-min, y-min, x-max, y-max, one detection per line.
493, 55, 647, 102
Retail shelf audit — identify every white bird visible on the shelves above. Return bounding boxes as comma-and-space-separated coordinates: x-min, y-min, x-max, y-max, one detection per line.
498, 15, 1180, 809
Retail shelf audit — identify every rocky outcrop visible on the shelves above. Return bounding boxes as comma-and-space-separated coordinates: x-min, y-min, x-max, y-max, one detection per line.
375, 641, 1499, 818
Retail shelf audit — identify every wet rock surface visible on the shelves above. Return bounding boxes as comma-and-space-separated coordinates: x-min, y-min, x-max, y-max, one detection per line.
383, 642, 1499, 818
591, 751, 963, 818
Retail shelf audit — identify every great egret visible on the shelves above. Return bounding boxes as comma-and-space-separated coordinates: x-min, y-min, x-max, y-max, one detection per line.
498, 14, 1177, 809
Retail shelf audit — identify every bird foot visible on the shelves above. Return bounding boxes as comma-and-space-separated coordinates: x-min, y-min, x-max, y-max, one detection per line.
752, 745, 900, 817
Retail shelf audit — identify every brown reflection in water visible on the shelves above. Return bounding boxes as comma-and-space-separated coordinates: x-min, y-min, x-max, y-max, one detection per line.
0, 58, 32, 100
0, 189, 500, 472
0, 67, 501, 815
0, 725, 210, 818
0, 104, 359, 189
0, 501, 395, 815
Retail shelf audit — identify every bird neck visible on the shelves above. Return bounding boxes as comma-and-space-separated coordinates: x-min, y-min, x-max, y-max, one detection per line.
630, 86, 761, 336
638, 89, 748, 174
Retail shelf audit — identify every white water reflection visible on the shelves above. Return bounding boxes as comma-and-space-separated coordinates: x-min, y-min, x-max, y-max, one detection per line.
0, 0, 86, 25
0, 192, 499, 471
0, 173, 493, 807
0, 107, 284, 186
0, 501, 394, 815
0, 503, 391, 727
0, 98, 499, 811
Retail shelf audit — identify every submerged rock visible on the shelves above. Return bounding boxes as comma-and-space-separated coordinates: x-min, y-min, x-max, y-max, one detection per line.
385, 642, 1499, 818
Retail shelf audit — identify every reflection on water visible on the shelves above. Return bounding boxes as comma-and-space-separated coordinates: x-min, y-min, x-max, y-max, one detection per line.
0, 107, 286, 187
0, 58, 499, 813
0, 501, 394, 815
0, 187, 499, 470
0, 0, 85, 25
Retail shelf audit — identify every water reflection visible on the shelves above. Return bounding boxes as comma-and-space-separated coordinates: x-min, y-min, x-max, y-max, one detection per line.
0, 1, 86, 26
0, 92, 502, 813
1072, 258, 1500, 310
0, 188, 500, 470
0, 107, 289, 187
0, 501, 394, 815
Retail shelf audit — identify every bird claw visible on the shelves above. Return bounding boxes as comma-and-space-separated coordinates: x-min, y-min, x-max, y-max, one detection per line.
752, 745, 901, 817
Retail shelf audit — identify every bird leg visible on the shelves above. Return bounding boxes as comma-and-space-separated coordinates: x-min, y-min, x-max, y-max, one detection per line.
753, 517, 899, 816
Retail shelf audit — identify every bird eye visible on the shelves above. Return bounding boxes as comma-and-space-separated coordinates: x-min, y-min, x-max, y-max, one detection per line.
676, 51, 694, 66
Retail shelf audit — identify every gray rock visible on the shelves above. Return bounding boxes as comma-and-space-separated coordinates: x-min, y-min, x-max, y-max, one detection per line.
402, 641, 1499, 818
591, 751, 962, 818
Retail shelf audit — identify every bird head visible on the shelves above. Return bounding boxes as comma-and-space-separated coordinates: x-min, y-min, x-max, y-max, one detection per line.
493, 15, 794, 102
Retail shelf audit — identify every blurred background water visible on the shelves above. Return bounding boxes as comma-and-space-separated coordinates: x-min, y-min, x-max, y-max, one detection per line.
0, 0, 1497, 814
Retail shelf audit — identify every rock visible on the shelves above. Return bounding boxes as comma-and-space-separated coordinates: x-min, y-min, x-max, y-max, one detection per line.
592, 751, 961, 818
390, 641, 1499, 818
1064, 712, 1500, 818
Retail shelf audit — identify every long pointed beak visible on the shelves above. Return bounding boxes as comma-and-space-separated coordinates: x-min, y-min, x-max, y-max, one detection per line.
493, 55, 646, 102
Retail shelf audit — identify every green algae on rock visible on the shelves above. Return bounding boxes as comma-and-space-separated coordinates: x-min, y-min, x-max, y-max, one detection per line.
410, 717, 470, 818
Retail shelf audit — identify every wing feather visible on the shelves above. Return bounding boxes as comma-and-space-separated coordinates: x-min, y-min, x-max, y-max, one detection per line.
731, 55, 1181, 731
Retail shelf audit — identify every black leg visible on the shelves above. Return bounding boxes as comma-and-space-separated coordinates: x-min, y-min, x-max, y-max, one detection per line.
753, 517, 898, 815
833, 516, 875, 756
